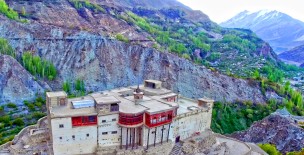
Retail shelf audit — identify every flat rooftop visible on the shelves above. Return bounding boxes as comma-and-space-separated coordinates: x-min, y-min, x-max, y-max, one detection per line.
116, 97, 147, 114
91, 94, 121, 105
50, 96, 97, 118
130, 85, 172, 96
177, 97, 209, 115
139, 100, 173, 114
46, 91, 67, 98
48, 80, 213, 118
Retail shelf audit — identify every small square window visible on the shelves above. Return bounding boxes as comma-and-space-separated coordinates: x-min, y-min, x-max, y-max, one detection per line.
59, 124, 64, 128
112, 131, 117, 134
102, 132, 108, 135
86, 134, 89, 137
112, 118, 116, 121
59, 137, 62, 140
102, 120, 106, 123
72, 135, 75, 139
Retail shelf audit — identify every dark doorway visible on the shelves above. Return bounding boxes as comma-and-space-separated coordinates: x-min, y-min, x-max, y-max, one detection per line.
175, 136, 180, 143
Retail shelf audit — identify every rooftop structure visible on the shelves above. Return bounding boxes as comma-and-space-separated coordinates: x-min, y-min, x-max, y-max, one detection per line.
46, 80, 214, 155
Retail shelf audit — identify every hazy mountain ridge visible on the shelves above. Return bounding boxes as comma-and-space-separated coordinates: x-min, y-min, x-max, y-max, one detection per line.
221, 10, 304, 53
279, 44, 304, 66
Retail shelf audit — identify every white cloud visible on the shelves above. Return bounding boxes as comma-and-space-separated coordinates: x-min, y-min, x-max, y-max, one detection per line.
178, 0, 304, 23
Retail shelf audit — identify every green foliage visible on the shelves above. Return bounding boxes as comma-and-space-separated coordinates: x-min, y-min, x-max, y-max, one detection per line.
253, 69, 260, 79
6, 103, 17, 109
189, 35, 210, 51
12, 118, 24, 126
127, 11, 160, 35
0, 97, 47, 145
0, 0, 18, 20
287, 148, 304, 155
62, 81, 71, 94
208, 52, 221, 61
222, 34, 257, 53
69, 0, 106, 13
63, 79, 86, 97
0, 38, 15, 57
169, 42, 186, 55
21, 52, 57, 80
75, 79, 85, 92
31, 112, 46, 120
182, 53, 191, 60
0, 115, 10, 124
258, 144, 281, 155
261, 65, 284, 82
116, 34, 129, 43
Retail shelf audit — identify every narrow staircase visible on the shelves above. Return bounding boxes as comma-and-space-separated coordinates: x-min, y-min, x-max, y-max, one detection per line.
169, 143, 182, 155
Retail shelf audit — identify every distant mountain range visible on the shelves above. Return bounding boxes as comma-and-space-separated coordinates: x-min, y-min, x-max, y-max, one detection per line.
279, 44, 304, 66
221, 10, 304, 53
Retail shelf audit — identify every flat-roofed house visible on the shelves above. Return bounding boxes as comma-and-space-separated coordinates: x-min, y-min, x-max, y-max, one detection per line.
46, 80, 214, 155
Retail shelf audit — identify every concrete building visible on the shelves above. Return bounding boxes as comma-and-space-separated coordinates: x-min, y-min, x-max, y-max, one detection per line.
46, 80, 214, 155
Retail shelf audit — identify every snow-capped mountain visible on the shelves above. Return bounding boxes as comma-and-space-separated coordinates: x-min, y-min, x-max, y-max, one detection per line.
220, 10, 304, 53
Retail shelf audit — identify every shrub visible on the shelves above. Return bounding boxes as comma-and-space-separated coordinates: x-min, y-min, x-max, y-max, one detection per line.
182, 53, 191, 60
12, 118, 24, 126
69, 0, 106, 13
258, 144, 281, 155
31, 112, 46, 119
26, 103, 35, 111
0, 115, 10, 124
0, 38, 15, 57
6, 103, 17, 109
116, 34, 129, 43
0, 0, 19, 20
62, 81, 71, 94
287, 149, 304, 155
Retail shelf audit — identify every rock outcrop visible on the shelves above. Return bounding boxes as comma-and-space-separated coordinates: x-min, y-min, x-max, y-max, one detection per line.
0, 55, 45, 105
230, 109, 304, 153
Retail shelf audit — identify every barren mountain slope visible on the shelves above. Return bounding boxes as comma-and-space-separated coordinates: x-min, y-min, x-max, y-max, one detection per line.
0, 55, 46, 104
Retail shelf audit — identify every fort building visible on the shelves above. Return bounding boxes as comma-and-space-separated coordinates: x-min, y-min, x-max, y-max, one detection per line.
46, 80, 214, 155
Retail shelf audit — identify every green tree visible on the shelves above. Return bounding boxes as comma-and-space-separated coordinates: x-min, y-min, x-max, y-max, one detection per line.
253, 69, 260, 79
0, 38, 15, 57
0, 0, 19, 20
62, 81, 71, 94
21, 52, 57, 80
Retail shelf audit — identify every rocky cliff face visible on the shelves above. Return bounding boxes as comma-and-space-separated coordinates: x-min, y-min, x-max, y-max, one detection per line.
0, 55, 46, 104
230, 109, 304, 153
0, 19, 266, 104
0, 0, 271, 104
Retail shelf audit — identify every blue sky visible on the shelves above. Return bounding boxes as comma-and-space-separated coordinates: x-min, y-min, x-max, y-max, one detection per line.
178, 0, 304, 23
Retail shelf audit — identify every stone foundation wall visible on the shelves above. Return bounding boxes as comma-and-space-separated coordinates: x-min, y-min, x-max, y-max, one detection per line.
113, 141, 173, 155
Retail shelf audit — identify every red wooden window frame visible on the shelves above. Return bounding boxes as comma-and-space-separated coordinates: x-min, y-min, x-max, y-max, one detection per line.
119, 113, 144, 126
72, 115, 97, 127
145, 110, 173, 128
